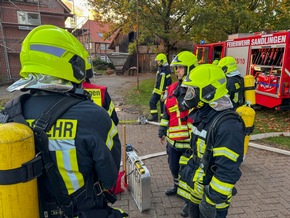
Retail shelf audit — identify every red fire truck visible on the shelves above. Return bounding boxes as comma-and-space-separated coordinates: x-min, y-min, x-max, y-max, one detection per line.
194, 31, 290, 110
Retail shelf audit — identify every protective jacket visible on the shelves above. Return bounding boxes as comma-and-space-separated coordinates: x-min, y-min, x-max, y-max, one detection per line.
83, 81, 119, 126
226, 75, 244, 108
178, 105, 244, 210
159, 81, 192, 149
18, 91, 121, 216
153, 64, 172, 95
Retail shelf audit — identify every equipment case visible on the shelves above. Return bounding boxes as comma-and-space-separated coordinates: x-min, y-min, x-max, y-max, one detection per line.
126, 149, 151, 212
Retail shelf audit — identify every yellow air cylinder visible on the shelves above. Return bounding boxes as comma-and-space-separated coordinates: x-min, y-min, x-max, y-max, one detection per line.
244, 75, 256, 105
236, 105, 256, 158
0, 123, 39, 218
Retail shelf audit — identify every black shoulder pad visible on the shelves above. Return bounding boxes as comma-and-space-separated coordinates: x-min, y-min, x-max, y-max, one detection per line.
3, 94, 31, 125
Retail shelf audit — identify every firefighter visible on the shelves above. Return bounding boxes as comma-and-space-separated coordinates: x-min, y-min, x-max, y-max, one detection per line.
148, 53, 172, 121
218, 56, 244, 108
158, 51, 198, 217
179, 64, 244, 218
81, 54, 119, 126
5, 25, 125, 218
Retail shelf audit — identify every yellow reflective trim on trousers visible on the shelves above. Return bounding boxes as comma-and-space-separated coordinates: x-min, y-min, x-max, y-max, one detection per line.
213, 147, 239, 162
56, 149, 84, 195
150, 109, 158, 113
210, 176, 234, 196
160, 119, 168, 126
168, 105, 178, 113
106, 122, 118, 151
160, 73, 165, 92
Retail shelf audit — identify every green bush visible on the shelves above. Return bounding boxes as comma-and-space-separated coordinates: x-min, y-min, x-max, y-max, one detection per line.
92, 58, 115, 70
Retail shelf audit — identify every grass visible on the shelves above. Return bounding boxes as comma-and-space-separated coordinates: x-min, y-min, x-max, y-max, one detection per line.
124, 77, 290, 150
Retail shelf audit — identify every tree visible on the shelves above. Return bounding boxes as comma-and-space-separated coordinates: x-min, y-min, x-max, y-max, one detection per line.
89, 0, 201, 61
189, 0, 290, 43
89, 0, 290, 56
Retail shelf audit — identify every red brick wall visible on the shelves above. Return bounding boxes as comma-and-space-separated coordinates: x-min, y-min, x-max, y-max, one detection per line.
0, 0, 70, 83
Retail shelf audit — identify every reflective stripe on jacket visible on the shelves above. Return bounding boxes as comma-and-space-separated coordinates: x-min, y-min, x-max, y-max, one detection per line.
166, 82, 191, 142
153, 65, 172, 95
159, 82, 191, 149
83, 81, 119, 126
22, 92, 121, 210
177, 107, 244, 209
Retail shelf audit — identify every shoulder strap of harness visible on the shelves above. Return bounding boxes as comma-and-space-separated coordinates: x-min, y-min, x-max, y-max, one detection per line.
0, 95, 82, 188
200, 110, 243, 173
33, 97, 83, 214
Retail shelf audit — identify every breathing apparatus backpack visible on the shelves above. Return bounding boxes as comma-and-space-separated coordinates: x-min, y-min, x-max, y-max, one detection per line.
201, 105, 255, 172
179, 105, 255, 175
0, 94, 128, 218
229, 74, 256, 108
0, 94, 83, 217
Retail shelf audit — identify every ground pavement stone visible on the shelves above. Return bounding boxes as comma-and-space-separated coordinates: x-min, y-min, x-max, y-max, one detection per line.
88, 74, 290, 218
1, 74, 290, 217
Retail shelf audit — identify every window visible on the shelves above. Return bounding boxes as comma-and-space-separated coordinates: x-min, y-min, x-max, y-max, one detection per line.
98, 32, 103, 37
106, 44, 110, 50
100, 56, 106, 61
17, 11, 41, 30
100, 43, 106, 50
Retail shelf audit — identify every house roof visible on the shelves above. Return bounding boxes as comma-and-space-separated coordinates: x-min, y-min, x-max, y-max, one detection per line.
58, 0, 72, 15
82, 20, 116, 44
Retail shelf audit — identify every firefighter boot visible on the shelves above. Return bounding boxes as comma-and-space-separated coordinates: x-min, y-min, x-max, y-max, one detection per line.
181, 201, 189, 217
165, 185, 177, 196
165, 178, 178, 196
147, 114, 158, 122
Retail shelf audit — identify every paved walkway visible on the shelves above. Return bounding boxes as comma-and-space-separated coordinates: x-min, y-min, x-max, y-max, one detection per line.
95, 73, 290, 218
2, 73, 289, 217
113, 124, 290, 218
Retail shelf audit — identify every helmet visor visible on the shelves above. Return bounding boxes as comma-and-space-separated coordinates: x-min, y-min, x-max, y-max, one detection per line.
184, 86, 197, 101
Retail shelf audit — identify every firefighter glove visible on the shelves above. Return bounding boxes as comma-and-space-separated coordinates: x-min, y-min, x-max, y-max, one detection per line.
199, 195, 216, 218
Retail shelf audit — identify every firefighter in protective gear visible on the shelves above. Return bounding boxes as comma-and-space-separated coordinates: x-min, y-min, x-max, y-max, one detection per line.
81, 50, 119, 126
158, 51, 198, 217
148, 53, 172, 121
6, 25, 126, 218
218, 56, 244, 108
179, 64, 244, 218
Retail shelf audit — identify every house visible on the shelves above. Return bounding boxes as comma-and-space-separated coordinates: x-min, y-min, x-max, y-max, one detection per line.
109, 30, 163, 73
75, 20, 116, 63
109, 30, 193, 74
0, 0, 72, 84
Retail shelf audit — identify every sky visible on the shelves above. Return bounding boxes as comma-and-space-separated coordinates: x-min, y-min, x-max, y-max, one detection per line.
62, 0, 93, 18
